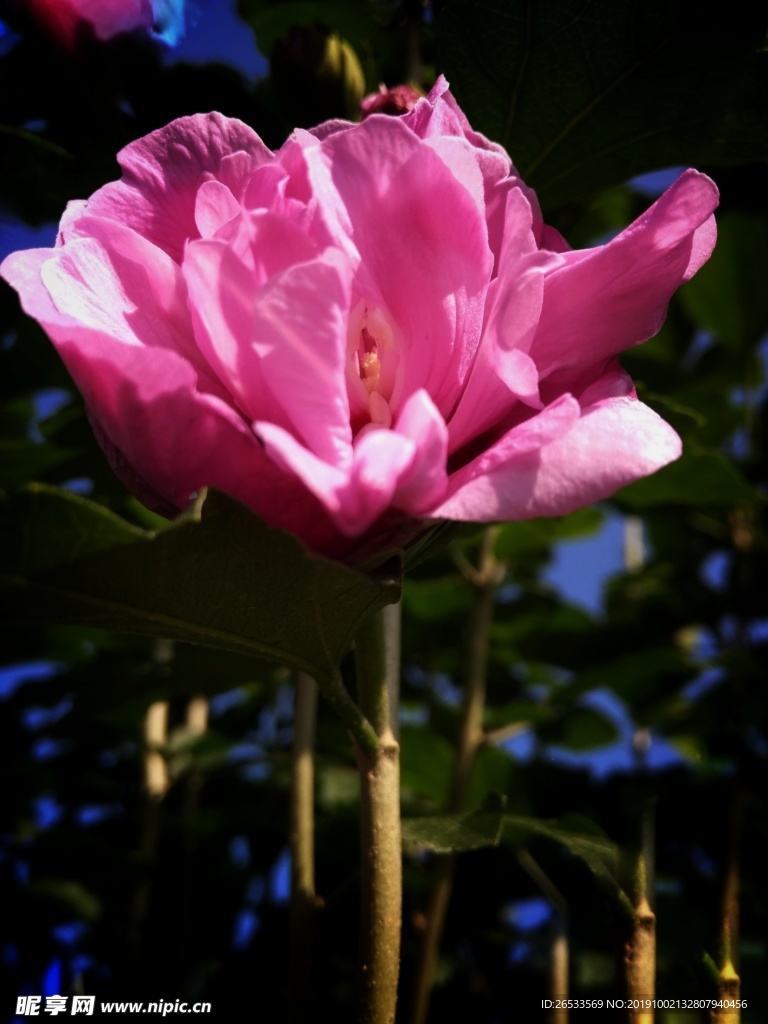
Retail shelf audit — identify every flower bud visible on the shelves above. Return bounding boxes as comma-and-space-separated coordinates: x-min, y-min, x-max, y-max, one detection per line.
361, 83, 422, 118
271, 24, 365, 126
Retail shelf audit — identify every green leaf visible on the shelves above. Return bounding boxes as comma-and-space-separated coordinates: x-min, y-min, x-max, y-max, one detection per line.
617, 450, 759, 508
400, 724, 457, 805
679, 211, 768, 350
0, 485, 400, 684
0, 439, 77, 489
542, 707, 620, 751
495, 507, 604, 560
483, 700, 552, 731
555, 647, 693, 707
435, 0, 768, 208
29, 879, 102, 921
402, 576, 471, 622
502, 814, 627, 908
402, 798, 506, 853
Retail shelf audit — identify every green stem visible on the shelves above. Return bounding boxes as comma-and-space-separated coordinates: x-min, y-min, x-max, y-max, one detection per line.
621, 894, 655, 1024
355, 605, 402, 1024
409, 526, 502, 1024
315, 668, 379, 759
288, 671, 319, 1023
620, 801, 656, 1024
517, 849, 569, 1023
708, 786, 743, 1024
619, 524, 656, 1024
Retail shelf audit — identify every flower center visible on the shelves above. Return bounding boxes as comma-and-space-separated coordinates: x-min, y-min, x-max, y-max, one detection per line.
347, 300, 400, 437
358, 327, 381, 394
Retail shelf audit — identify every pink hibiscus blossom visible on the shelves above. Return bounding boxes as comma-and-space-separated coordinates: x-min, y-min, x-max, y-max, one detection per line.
20, 0, 182, 46
1, 78, 717, 559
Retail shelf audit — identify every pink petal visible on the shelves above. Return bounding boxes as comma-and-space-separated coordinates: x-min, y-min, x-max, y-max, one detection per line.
435, 389, 681, 522
448, 189, 549, 451
531, 170, 719, 378
194, 180, 241, 239
41, 235, 189, 354
184, 240, 352, 466
82, 113, 272, 263
390, 390, 449, 513
404, 76, 545, 253
257, 393, 449, 534
345, 430, 416, 532
4, 231, 237, 411
254, 421, 348, 515
305, 116, 492, 416
256, 418, 416, 537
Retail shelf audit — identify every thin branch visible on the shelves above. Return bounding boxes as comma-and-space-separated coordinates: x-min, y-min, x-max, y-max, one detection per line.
518, 849, 569, 1023
288, 671, 319, 1023
409, 526, 503, 1024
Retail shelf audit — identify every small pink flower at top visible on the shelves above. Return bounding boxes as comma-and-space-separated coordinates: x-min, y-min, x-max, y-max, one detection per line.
1, 78, 718, 561
20, 0, 183, 47
361, 84, 422, 118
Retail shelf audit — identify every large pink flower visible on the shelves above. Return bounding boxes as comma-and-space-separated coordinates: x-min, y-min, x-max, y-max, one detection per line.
1, 78, 717, 559
21, 0, 181, 46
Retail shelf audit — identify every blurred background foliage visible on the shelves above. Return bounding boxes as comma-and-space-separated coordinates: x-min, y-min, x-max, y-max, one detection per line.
1, 0, 767, 1021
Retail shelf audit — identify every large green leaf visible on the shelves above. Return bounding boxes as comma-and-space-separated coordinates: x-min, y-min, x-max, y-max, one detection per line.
402, 805, 620, 904
435, 0, 768, 208
0, 485, 400, 684
503, 814, 629, 912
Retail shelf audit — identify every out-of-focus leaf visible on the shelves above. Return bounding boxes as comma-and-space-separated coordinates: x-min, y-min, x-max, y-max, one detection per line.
503, 814, 626, 908
402, 798, 506, 853
435, 0, 768, 209
483, 700, 552, 731
495, 507, 604, 561
617, 450, 759, 508
0, 485, 400, 684
28, 878, 101, 921
318, 763, 359, 809
0, 440, 76, 488
400, 724, 456, 805
679, 212, 768, 350
238, 0, 377, 59
555, 648, 693, 705
402, 576, 471, 622
541, 707, 619, 752
467, 744, 516, 808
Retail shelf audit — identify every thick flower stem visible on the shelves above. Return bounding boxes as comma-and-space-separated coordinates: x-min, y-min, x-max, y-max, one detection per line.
622, 895, 656, 1024
409, 526, 503, 1024
354, 605, 402, 1024
288, 671, 319, 1024
620, 804, 656, 1024
708, 786, 743, 1024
